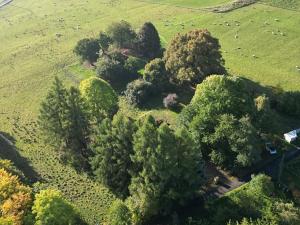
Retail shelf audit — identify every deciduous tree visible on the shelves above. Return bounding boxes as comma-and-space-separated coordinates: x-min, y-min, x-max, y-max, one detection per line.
164, 29, 226, 85
0, 169, 32, 225
32, 189, 85, 225
107, 20, 136, 48
79, 77, 118, 121
74, 38, 100, 63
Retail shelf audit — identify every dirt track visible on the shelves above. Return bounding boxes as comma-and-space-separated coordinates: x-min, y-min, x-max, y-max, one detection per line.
0, 0, 13, 9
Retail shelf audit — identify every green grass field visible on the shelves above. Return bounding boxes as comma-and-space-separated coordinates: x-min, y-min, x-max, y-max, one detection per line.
0, 0, 300, 223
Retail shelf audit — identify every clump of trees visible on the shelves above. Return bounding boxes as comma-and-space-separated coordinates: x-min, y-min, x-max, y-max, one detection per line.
38, 78, 91, 170
90, 113, 136, 199
37, 20, 300, 225
90, 115, 205, 223
179, 75, 272, 170
74, 21, 227, 109
74, 21, 161, 89
39, 77, 118, 170
215, 174, 300, 225
127, 116, 204, 223
0, 161, 85, 225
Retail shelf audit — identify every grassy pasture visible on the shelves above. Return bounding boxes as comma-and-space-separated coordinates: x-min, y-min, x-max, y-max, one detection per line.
0, 0, 300, 223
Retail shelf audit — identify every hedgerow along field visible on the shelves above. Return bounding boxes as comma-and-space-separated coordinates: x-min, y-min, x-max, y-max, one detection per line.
0, 0, 300, 224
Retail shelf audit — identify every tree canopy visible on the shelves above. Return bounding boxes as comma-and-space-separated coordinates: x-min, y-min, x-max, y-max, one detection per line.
79, 77, 118, 120
164, 29, 226, 85
180, 75, 261, 169
107, 20, 137, 49
39, 78, 90, 169
90, 113, 136, 199
74, 38, 100, 63
137, 22, 162, 59
0, 169, 32, 225
32, 189, 85, 225
128, 116, 204, 223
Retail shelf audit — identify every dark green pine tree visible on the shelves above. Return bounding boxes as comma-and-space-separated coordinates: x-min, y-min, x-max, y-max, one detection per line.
173, 127, 205, 204
38, 77, 69, 148
64, 87, 91, 167
137, 22, 162, 60
90, 113, 136, 199
128, 115, 160, 222
129, 116, 204, 223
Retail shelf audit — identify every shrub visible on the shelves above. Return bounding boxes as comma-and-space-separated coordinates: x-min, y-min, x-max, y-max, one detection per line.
96, 57, 125, 83
124, 79, 153, 107
32, 189, 86, 225
106, 200, 132, 225
143, 58, 168, 90
163, 93, 178, 109
74, 38, 100, 63
124, 56, 146, 77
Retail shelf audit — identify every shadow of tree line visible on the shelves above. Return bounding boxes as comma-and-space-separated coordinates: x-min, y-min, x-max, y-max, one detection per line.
0, 131, 41, 183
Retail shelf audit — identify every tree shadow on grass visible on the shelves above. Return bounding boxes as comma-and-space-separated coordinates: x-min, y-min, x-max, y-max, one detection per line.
0, 131, 41, 183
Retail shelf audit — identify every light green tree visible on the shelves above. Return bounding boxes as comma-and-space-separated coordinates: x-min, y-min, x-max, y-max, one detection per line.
79, 77, 118, 121
32, 189, 85, 225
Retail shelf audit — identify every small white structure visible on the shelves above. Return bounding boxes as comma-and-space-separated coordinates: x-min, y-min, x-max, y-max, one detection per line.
284, 129, 300, 143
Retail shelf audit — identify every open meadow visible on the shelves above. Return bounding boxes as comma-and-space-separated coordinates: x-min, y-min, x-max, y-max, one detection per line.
0, 0, 300, 223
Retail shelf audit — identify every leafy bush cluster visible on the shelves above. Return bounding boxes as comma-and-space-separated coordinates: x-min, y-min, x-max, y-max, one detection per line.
124, 79, 153, 107
0, 162, 85, 225
75, 21, 227, 109
180, 75, 277, 170
74, 21, 160, 90
213, 174, 300, 225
